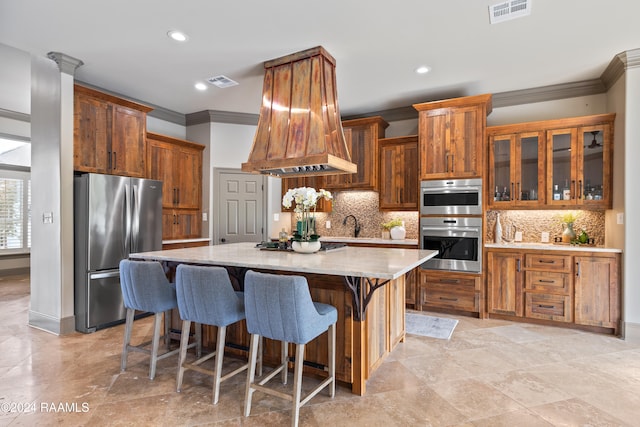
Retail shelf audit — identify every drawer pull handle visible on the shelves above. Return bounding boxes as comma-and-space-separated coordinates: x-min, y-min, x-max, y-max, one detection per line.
538, 279, 555, 283
439, 279, 461, 284
539, 260, 556, 264
538, 304, 555, 309
439, 297, 458, 302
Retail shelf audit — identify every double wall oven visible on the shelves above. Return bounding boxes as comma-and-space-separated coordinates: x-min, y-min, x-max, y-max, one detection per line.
420, 179, 483, 273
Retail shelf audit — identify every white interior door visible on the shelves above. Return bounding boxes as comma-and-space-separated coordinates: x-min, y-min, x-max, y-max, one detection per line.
217, 170, 265, 244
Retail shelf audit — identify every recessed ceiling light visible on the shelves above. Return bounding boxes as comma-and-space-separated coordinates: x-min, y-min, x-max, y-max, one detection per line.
167, 30, 188, 42
194, 82, 207, 91
415, 66, 431, 74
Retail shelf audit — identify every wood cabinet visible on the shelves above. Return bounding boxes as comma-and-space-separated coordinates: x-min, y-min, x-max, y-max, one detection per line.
73, 84, 152, 177
324, 116, 388, 191
488, 130, 545, 207
486, 251, 523, 316
574, 255, 619, 330
146, 132, 205, 240
281, 175, 332, 213
486, 247, 620, 334
414, 94, 492, 180
378, 135, 419, 210
418, 270, 481, 315
486, 113, 615, 209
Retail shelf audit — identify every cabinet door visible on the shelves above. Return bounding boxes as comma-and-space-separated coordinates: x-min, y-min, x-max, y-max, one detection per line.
574, 256, 619, 330
449, 106, 482, 178
73, 93, 110, 174
486, 251, 523, 316
489, 134, 514, 206
405, 268, 417, 307
419, 108, 449, 179
348, 123, 377, 189
147, 141, 176, 208
176, 148, 202, 209
579, 124, 612, 208
111, 105, 146, 177
379, 137, 418, 210
547, 128, 578, 205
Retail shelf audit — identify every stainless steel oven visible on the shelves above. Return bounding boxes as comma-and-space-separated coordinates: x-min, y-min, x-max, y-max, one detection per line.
420, 216, 482, 273
421, 178, 482, 216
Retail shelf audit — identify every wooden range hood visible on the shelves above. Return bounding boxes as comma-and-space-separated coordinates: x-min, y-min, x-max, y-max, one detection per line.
241, 46, 357, 177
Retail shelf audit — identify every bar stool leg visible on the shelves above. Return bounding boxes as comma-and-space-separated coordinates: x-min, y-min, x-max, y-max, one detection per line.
244, 333, 260, 417
149, 312, 163, 380
121, 308, 135, 372
164, 310, 171, 349
328, 323, 336, 397
176, 319, 191, 392
291, 343, 305, 427
281, 341, 288, 384
212, 325, 227, 404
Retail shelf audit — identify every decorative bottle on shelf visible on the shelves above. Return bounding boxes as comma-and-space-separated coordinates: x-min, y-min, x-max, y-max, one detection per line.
278, 228, 288, 249
494, 213, 503, 244
562, 179, 571, 201
553, 184, 561, 201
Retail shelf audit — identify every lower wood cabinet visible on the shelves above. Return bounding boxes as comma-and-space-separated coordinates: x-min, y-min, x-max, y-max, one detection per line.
486, 247, 621, 335
418, 270, 481, 316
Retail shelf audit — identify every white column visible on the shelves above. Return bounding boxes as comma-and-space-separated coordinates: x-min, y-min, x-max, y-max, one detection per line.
29, 52, 82, 334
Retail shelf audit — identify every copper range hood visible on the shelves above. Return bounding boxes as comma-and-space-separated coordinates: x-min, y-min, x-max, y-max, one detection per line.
241, 46, 356, 177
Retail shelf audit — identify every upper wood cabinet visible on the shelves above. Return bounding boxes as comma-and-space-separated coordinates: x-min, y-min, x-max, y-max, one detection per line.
146, 132, 204, 241
324, 116, 388, 191
147, 132, 204, 210
281, 175, 332, 213
414, 94, 492, 180
488, 129, 546, 208
487, 113, 615, 209
73, 84, 152, 177
378, 135, 418, 210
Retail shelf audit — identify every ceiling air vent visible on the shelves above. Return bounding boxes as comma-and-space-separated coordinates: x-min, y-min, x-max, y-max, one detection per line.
207, 75, 239, 88
489, 0, 531, 24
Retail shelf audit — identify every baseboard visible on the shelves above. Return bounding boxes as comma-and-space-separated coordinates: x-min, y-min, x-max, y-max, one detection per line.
28, 311, 76, 335
623, 321, 640, 343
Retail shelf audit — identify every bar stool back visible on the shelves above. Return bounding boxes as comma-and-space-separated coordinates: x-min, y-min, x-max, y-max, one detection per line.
243, 270, 337, 427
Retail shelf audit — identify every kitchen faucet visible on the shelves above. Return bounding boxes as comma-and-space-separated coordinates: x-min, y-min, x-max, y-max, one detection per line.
343, 214, 361, 238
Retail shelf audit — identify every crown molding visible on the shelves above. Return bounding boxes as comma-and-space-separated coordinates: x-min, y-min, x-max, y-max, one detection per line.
185, 110, 259, 126
602, 48, 640, 90
0, 108, 30, 123
47, 52, 83, 75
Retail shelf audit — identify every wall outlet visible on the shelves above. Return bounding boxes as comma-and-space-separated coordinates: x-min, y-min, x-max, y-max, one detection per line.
273, 213, 280, 222
541, 232, 550, 243
514, 231, 523, 242
202, 212, 208, 222
617, 213, 624, 225
326, 220, 331, 229
43, 212, 53, 224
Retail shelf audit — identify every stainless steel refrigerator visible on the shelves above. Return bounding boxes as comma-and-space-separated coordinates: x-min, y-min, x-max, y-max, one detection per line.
74, 173, 163, 333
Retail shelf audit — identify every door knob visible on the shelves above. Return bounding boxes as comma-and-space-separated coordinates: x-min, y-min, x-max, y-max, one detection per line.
220, 238, 226, 243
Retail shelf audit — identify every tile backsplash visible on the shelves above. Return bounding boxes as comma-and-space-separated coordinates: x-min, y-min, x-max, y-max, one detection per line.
289, 191, 419, 239
486, 210, 605, 245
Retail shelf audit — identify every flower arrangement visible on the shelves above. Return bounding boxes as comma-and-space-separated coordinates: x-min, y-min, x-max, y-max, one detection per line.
282, 187, 332, 242
557, 211, 579, 225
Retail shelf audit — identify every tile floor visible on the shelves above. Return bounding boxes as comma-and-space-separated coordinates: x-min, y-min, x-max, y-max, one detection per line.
1, 273, 640, 426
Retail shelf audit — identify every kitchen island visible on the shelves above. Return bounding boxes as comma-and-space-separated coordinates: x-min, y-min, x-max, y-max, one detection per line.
130, 242, 437, 395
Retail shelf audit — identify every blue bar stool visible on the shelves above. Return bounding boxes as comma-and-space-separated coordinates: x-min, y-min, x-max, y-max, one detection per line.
243, 270, 337, 427
175, 264, 254, 404
119, 259, 191, 380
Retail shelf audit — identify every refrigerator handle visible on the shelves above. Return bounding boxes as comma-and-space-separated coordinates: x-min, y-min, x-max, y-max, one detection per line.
124, 183, 132, 255
131, 184, 140, 253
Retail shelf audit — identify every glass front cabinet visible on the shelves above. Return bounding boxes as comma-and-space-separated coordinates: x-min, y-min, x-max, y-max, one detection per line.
488, 131, 545, 207
487, 114, 614, 209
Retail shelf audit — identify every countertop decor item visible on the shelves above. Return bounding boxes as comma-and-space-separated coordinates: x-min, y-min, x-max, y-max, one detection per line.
494, 212, 503, 243
382, 218, 406, 240
282, 187, 332, 253
557, 211, 579, 243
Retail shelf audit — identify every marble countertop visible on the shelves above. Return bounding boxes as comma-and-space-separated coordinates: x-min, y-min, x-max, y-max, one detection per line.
485, 242, 622, 253
319, 236, 419, 246
131, 242, 437, 279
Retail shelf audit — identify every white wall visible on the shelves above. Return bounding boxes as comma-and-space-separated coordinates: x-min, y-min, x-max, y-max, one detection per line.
0, 43, 30, 114
146, 116, 186, 140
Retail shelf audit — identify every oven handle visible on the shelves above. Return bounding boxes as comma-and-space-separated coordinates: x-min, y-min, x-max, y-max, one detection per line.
421, 187, 481, 194
421, 226, 480, 233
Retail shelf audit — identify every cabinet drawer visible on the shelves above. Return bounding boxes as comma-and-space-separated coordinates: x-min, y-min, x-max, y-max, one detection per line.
420, 273, 480, 292
525, 293, 572, 322
525, 271, 571, 294
525, 254, 572, 272
420, 286, 479, 312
